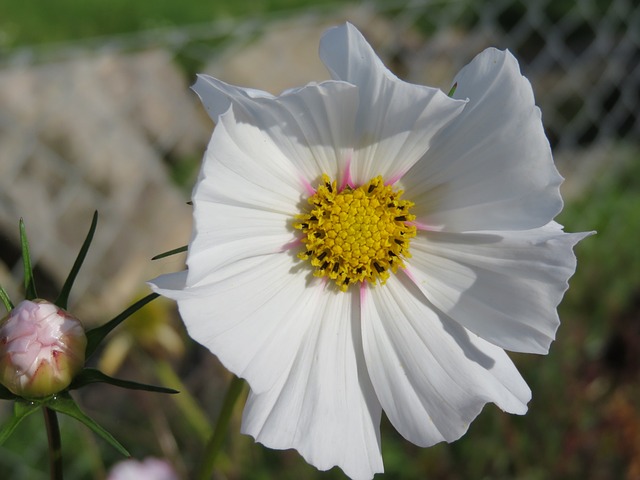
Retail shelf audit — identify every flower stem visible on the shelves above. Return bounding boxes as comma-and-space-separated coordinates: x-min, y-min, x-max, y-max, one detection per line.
43, 406, 64, 480
196, 375, 245, 480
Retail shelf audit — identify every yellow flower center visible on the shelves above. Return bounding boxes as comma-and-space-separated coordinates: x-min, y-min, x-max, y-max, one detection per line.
294, 174, 417, 291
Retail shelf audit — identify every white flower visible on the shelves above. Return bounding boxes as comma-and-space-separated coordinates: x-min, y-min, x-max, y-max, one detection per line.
150, 23, 591, 480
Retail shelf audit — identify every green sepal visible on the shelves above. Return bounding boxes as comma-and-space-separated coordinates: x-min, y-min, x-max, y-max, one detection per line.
151, 245, 188, 260
84, 293, 159, 359
0, 285, 13, 313
69, 368, 178, 394
0, 383, 18, 400
56, 211, 98, 310
448, 82, 458, 97
19, 219, 37, 300
47, 391, 129, 456
0, 400, 41, 445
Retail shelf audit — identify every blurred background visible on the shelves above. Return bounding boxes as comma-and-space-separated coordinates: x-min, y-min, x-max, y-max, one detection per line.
0, 0, 639, 478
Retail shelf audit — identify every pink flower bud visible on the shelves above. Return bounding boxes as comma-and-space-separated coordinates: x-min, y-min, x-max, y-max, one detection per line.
0, 299, 86, 398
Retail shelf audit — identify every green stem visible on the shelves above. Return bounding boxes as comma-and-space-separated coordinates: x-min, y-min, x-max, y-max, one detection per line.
43, 407, 63, 480
196, 375, 245, 480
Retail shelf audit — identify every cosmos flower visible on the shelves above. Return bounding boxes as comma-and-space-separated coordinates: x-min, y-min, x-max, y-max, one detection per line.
0, 299, 86, 398
150, 23, 590, 479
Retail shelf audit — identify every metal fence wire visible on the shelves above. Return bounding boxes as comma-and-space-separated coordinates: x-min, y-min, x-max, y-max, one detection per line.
0, 0, 638, 317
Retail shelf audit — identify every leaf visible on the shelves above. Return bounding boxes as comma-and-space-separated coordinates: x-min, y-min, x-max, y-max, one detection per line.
48, 392, 129, 456
448, 82, 458, 97
151, 245, 188, 261
0, 285, 13, 313
69, 368, 178, 394
0, 400, 41, 445
56, 211, 98, 310
84, 293, 159, 359
19, 219, 37, 300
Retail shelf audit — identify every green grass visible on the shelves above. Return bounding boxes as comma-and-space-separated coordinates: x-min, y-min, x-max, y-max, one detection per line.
0, 0, 343, 48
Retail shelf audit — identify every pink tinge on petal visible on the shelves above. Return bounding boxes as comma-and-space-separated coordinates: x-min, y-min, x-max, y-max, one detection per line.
409, 221, 441, 232
339, 152, 354, 191
359, 283, 368, 305
279, 238, 304, 252
385, 172, 404, 186
400, 267, 418, 286
300, 175, 316, 197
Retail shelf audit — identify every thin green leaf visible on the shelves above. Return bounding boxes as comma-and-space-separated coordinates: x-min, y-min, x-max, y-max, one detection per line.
151, 245, 187, 261
69, 368, 178, 394
448, 82, 458, 97
19, 219, 37, 300
0, 400, 41, 445
0, 285, 13, 312
56, 211, 98, 310
48, 392, 129, 456
84, 293, 159, 359
0, 384, 18, 400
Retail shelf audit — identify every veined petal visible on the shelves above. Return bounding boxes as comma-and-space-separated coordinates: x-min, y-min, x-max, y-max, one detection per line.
402, 48, 563, 231
187, 81, 359, 285
188, 202, 294, 282
406, 223, 593, 353
361, 274, 530, 447
150, 254, 319, 394
319, 23, 466, 185
241, 288, 383, 480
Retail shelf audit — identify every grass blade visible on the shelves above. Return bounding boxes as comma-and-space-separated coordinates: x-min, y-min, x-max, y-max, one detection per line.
84, 293, 159, 358
56, 211, 98, 309
151, 245, 188, 260
48, 392, 129, 456
69, 368, 178, 394
0, 285, 13, 313
0, 401, 41, 445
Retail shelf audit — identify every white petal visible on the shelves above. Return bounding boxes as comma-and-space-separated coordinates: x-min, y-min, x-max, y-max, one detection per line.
402, 48, 563, 231
319, 23, 465, 185
151, 254, 319, 394
187, 81, 359, 285
193, 74, 275, 122
149, 270, 188, 292
241, 288, 383, 480
216, 80, 357, 187
361, 274, 530, 447
406, 223, 592, 353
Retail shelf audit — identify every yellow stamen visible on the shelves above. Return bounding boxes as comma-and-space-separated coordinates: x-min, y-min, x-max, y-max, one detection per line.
294, 174, 416, 291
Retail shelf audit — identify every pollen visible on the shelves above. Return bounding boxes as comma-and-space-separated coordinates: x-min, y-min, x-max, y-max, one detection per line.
294, 174, 417, 291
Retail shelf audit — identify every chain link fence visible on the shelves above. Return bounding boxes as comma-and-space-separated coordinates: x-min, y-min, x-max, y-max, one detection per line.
1, 0, 638, 319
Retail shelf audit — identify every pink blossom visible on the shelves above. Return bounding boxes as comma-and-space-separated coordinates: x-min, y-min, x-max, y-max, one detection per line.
107, 458, 179, 480
0, 299, 86, 397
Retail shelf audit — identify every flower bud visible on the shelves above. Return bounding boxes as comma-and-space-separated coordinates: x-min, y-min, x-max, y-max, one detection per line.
0, 299, 86, 398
